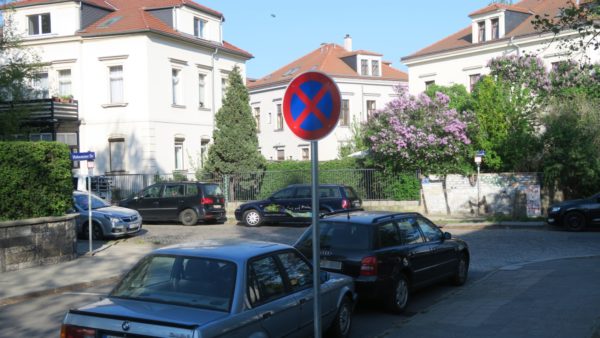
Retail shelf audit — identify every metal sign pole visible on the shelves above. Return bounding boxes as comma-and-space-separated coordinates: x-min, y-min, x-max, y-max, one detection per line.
311, 140, 321, 338
87, 160, 94, 254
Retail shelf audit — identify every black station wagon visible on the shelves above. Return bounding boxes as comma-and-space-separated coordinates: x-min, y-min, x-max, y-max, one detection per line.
294, 211, 470, 313
234, 184, 362, 227
119, 182, 226, 225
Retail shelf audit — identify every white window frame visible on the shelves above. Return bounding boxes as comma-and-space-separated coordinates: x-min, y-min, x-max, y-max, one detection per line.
28, 13, 51, 36
194, 17, 206, 38
277, 148, 285, 161
109, 65, 124, 104
58, 69, 72, 97
366, 100, 376, 116
276, 103, 283, 130
254, 107, 261, 133
174, 140, 184, 170
172, 68, 183, 106
340, 99, 350, 126
31, 72, 49, 99
371, 60, 380, 77
198, 73, 206, 107
109, 138, 125, 172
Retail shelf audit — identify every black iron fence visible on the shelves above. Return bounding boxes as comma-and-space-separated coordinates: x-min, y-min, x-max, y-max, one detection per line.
94, 169, 418, 203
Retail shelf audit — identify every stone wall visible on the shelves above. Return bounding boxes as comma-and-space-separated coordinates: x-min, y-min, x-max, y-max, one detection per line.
422, 173, 543, 216
0, 215, 78, 273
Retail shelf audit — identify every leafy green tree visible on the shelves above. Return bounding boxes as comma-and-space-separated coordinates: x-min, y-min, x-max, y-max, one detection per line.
424, 83, 474, 117
202, 66, 266, 175
0, 6, 42, 139
471, 56, 547, 171
532, 0, 599, 56
542, 94, 600, 199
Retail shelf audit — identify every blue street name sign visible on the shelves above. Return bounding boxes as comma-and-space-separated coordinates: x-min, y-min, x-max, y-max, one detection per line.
70, 151, 96, 161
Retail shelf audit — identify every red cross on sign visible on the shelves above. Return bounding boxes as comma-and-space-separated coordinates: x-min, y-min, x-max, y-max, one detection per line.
283, 71, 341, 141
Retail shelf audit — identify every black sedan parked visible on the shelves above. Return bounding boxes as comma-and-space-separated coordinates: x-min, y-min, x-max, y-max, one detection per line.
235, 184, 362, 227
294, 211, 469, 313
547, 192, 600, 231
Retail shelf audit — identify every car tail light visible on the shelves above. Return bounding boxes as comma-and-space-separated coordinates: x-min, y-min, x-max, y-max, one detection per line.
341, 199, 349, 209
201, 197, 214, 205
60, 324, 96, 338
360, 256, 378, 276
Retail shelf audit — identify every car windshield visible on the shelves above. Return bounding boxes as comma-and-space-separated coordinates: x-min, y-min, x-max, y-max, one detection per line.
73, 193, 110, 210
111, 255, 236, 312
299, 221, 372, 250
202, 184, 223, 196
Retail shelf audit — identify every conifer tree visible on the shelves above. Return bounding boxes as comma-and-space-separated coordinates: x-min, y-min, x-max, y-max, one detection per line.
203, 66, 266, 175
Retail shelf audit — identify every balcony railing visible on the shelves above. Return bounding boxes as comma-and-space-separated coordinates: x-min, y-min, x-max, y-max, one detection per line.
0, 98, 79, 121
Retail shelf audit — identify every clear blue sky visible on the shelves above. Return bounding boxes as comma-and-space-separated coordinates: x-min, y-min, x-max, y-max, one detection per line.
200, 0, 493, 79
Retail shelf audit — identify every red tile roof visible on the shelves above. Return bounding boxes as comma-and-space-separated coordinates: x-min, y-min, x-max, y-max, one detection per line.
469, 3, 532, 17
248, 43, 407, 90
402, 0, 573, 61
8, 0, 251, 58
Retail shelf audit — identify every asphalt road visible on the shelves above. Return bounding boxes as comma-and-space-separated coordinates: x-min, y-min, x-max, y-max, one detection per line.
1, 223, 600, 337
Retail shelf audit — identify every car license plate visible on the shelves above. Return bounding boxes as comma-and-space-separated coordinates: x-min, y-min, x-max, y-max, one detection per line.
320, 260, 342, 270
128, 223, 140, 230
213, 205, 222, 209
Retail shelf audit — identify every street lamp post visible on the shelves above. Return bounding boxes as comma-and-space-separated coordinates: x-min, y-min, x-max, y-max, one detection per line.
474, 151, 484, 217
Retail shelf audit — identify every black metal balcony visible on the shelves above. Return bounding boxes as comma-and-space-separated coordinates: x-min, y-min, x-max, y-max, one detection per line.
0, 98, 79, 122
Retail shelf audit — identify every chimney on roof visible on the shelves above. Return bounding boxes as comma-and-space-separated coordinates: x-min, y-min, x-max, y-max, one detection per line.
344, 34, 352, 52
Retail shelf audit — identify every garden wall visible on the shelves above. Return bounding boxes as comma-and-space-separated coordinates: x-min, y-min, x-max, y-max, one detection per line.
0, 214, 77, 272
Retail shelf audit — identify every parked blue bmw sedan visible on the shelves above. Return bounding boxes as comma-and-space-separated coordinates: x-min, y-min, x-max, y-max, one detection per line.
61, 240, 356, 338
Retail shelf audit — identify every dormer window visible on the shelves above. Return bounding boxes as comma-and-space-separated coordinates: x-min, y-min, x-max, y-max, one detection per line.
491, 18, 499, 40
194, 17, 206, 38
28, 13, 51, 35
477, 21, 486, 42
371, 60, 380, 77
360, 60, 369, 76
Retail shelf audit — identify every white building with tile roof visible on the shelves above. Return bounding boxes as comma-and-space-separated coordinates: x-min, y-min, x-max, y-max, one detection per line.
247, 35, 408, 161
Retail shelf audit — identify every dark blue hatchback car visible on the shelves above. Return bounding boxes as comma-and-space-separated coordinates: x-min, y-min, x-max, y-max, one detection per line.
234, 184, 362, 227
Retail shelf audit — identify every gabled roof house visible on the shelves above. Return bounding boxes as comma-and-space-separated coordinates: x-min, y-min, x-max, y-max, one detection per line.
401, 0, 599, 94
248, 35, 407, 161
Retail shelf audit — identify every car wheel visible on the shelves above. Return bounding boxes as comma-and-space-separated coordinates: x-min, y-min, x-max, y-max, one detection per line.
451, 253, 469, 286
327, 296, 353, 338
387, 273, 409, 313
179, 209, 198, 226
243, 209, 263, 227
81, 222, 104, 240
564, 211, 586, 231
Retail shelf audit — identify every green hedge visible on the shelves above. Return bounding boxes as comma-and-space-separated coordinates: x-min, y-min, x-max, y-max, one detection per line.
0, 141, 72, 221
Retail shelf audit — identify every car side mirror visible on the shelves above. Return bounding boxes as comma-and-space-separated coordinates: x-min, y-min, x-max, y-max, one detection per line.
320, 271, 330, 283
443, 232, 452, 240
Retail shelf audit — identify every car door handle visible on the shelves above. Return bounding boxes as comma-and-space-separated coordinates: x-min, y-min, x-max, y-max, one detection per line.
260, 311, 274, 319
298, 297, 309, 305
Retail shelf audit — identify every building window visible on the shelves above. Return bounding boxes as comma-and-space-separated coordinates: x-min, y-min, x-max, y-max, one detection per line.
198, 74, 205, 107
193, 17, 205, 38
371, 60, 380, 76
172, 69, 182, 105
109, 65, 124, 103
360, 59, 369, 75
301, 147, 309, 160
277, 149, 285, 161
254, 107, 261, 133
58, 69, 72, 97
478, 21, 486, 43
366, 100, 376, 116
276, 103, 283, 130
32, 72, 49, 99
109, 138, 125, 172
221, 77, 228, 101
491, 18, 499, 40
28, 13, 51, 35
174, 140, 184, 170
29, 133, 52, 141
469, 74, 481, 92
425, 80, 435, 89
340, 99, 350, 126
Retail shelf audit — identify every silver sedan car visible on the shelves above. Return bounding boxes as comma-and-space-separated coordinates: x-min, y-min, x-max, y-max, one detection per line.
61, 240, 356, 338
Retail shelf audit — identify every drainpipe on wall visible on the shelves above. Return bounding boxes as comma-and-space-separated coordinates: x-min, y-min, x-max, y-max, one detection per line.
211, 47, 219, 134
509, 36, 521, 56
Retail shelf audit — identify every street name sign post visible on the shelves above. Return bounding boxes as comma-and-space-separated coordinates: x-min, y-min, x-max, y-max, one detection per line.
70, 151, 96, 253
283, 71, 341, 337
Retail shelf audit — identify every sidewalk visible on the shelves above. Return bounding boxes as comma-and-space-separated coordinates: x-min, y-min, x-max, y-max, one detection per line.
0, 240, 154, 306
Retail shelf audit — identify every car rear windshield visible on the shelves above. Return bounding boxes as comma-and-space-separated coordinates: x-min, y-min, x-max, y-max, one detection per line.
111, 254, 236, 312
202, 184, 223, 196
298, 221, 372, 250
343, 187, 358, 199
